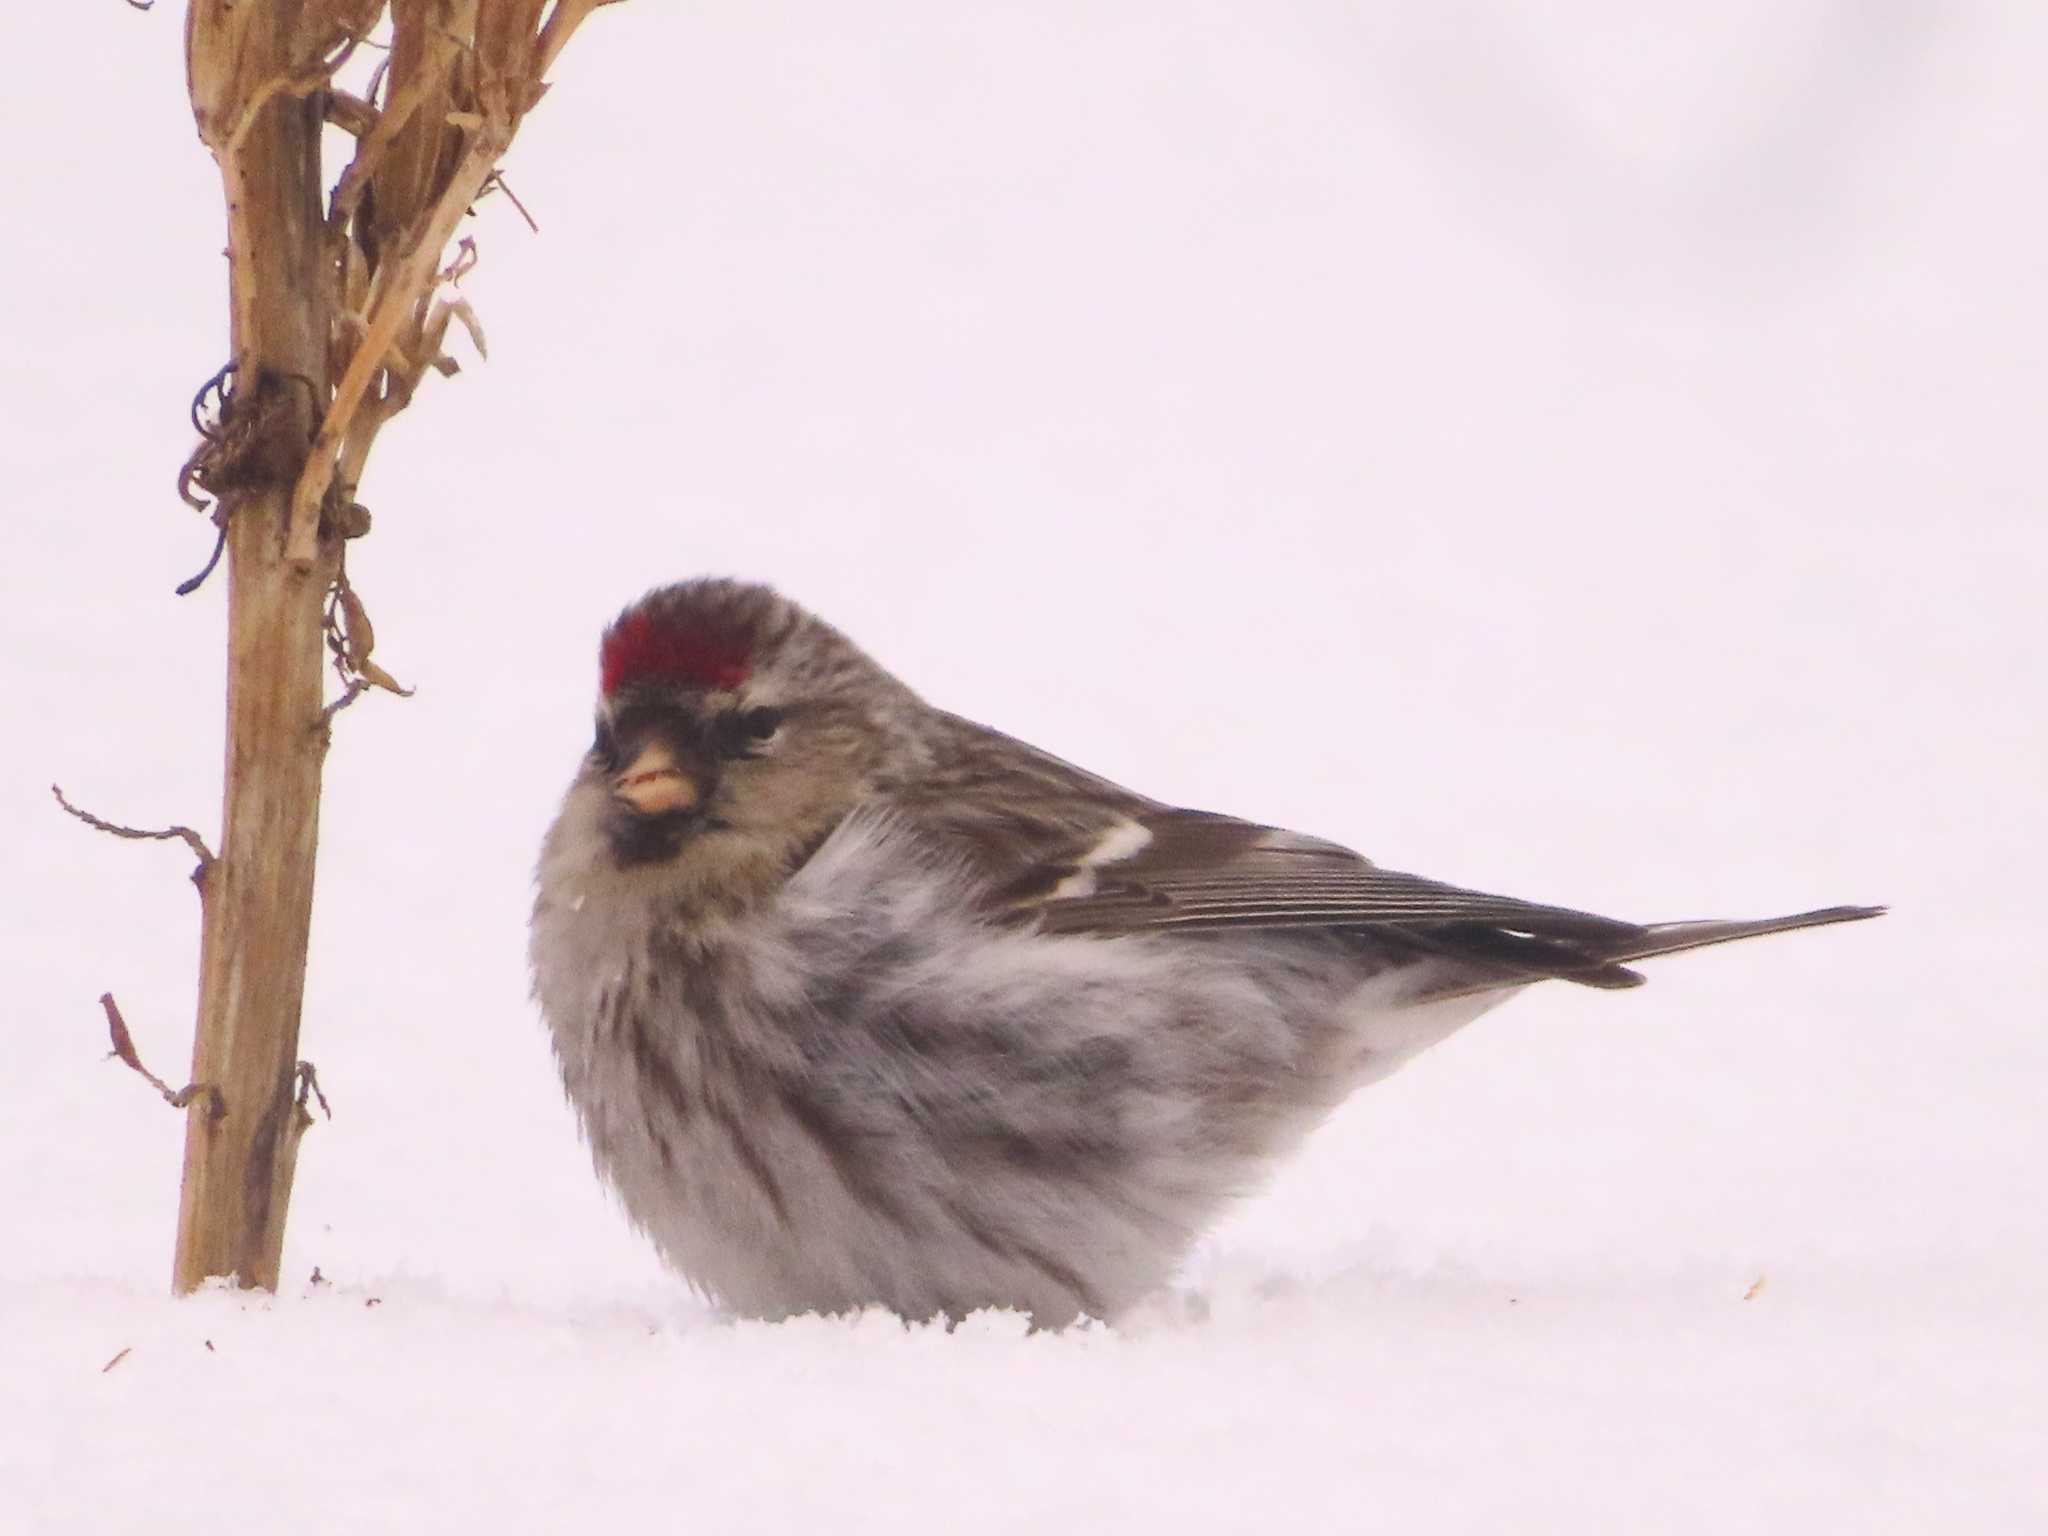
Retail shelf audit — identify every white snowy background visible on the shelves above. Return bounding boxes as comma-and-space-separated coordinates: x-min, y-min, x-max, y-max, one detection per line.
6, 2, 2041, 1531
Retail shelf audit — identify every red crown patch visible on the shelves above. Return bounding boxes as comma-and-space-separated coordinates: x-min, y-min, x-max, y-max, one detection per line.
600, 611, 752, 696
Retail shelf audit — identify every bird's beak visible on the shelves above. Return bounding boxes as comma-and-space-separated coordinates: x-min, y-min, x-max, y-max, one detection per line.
613, 740, 700, 817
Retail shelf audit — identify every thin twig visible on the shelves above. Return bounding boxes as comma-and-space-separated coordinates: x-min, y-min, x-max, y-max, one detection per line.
325, 564, 415, 698
483, 170, 540, 233
189, 360, 235, 440
318, 680, 369, 728
331, 393, 404, 515
442, 236, 480, 284
177, 460, 214, 514
100, 994, 226, 1122
536, 0, 613, 78
295, 1062, 334, 1120
176, 524, 230, 597
325, 90, 379, 138
365, 51, 393, 110
53, 785, 215, 872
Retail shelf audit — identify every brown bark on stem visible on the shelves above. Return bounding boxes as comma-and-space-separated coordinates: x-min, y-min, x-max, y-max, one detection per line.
165, 0, 618, 1295
175, 1, 340, 1293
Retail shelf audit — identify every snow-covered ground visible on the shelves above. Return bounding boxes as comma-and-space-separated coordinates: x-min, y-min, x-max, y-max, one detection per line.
7, 4, 2042, 1531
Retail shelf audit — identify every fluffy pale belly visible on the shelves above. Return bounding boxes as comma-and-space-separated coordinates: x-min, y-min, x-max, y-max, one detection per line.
535, 855, 1510, 1323
578, 1027, 1124, 1323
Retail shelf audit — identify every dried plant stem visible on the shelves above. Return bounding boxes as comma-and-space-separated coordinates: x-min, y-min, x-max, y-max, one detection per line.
52, 784, 216, 874
288, 135, 504, 568
325, 38, 461, 238
536, 0, 608, 76
162, 0, 621, 1296
102, 994, 226, 1121
176, 0, 340, 1295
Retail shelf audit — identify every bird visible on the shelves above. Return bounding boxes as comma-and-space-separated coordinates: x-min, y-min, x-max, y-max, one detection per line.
530, 577, 1881, 1326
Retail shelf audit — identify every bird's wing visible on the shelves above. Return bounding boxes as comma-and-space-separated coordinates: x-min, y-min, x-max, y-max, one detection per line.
882, 715, 1881, 992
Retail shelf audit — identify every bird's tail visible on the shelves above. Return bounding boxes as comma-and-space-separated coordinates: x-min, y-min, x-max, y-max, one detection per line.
1603, 905, 1887, 966
1411, 903, 1885, 1000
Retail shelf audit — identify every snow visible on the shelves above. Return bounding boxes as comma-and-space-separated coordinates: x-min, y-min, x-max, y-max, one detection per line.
5, 3, 2043, 1531
11, 1267, 2038, 1534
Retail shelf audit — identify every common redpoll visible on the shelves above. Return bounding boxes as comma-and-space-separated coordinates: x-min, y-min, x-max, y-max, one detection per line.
531, 578, 1879, 1324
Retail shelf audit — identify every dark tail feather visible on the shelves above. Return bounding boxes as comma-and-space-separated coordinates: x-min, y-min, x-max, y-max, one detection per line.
1603, 905, 1887, 966
1412, 904, 1885, 1000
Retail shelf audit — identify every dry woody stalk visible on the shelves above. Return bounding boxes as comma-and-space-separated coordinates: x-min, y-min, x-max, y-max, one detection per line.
84, 0, 622, 1295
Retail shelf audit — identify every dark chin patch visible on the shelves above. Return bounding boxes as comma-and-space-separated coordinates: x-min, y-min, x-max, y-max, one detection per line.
606, 806, 700, 867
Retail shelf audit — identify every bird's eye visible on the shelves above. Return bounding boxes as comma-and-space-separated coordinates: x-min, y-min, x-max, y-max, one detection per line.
721, 706, 783, 756
591, 717, 618, 768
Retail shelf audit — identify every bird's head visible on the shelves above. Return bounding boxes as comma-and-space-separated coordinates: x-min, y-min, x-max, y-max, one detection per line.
562, 579, 924, 912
